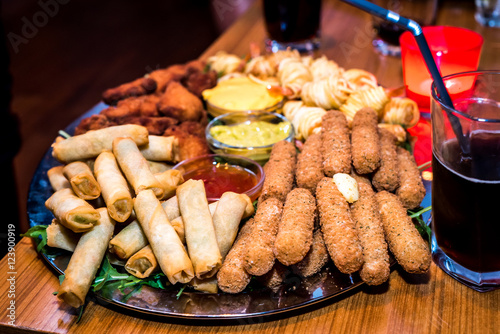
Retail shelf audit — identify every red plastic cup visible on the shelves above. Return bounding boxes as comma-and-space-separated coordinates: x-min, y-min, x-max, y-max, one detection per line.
399, 26, 484, 112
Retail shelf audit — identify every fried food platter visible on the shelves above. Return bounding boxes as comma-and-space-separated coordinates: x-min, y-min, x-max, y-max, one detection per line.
27, 50, 432, 322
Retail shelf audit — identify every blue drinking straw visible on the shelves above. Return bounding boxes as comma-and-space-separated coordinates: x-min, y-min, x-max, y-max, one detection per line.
342, 0, 470, 155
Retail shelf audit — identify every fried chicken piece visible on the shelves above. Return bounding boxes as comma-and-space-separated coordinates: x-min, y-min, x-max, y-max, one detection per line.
148, 64, 187, 93
102, 77, 157, 105
74, 114, 115, 135
177, 121, 207, 138
117, 116, 178, 136
117, 94, 161, 117
182, 68, 218, 98
157, 81, 205, 122
164, 127, 209, 161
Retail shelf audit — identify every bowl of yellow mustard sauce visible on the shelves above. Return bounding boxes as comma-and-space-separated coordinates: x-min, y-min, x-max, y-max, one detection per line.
206, 111, 294, 164
202, 76, 284, 117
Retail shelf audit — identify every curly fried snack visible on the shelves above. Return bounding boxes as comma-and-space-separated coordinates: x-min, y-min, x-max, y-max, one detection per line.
217, 218, 255, 294
316, 177, 363, 274
102, 77, 157, 105
371, 128, 400, 192
351, 107, 381, 174
274, 188, 316, 266
259, 140, 296, 203
350, 174, 390, 285
395, 147, 426, 209
243, 197, 283, 276
321, 110, 352, 177
375, 191, 431, 274
296, 133, 324, 194
294, 229, 329, 278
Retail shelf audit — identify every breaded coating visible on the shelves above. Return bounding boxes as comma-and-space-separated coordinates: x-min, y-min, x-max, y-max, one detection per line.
350, 174, 390, 285
149, 64, 187, 93
351, 107, 381, 174
181, 67, 218, 98
274, 188, 316, 266
259, 140, 297, 203
257, 262, 289, 290
296, 133, 324, 194
375, 191, 431, 274
315, 177, 363, 274
217, 218, 255, 294
294, 229, 329, 278
321, 110, 352, 176
102, 77, 157, 105
157, 81, 205, 122
372, 128, 400, 192
395, 146, 426, 209
243, 197, 283, 276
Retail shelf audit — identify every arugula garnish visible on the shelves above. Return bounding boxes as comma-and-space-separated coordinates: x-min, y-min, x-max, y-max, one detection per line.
20, 225, 48, 253
409, 206, 432, 246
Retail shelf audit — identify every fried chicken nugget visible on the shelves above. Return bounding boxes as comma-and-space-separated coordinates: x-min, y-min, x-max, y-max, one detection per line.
350, 173, 390, 285
321, 110, 352, 176
395, 146, 426, 209
217, 218, 255, 293
316, 177, 363, 274
274, 188, 316, 266
371, 128, 400, 192
102, 77, 157, 105
294, 229, 329, 278
296, 133, 324, 194
351, 107, 381, 174
157, 81, 205, 122
243, 197, 283, 276
375, 191, 431, 274
148, 64, 187, 93
259, 140, 296, 203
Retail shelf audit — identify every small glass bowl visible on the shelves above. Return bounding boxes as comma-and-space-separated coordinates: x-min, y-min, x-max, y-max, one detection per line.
206, 99, 284, 118
206, 111, 295, 164
172, 153, 264, 202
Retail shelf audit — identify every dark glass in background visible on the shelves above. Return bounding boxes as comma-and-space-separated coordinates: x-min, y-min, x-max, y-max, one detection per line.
263, 0, 321, 52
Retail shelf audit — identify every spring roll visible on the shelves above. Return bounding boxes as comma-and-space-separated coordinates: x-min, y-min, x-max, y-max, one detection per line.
212, 192, 250, 260
46, 219, 80, 252
148, 160, 173, 174
52, 124, 149, 163
108, 219, 148, 259
57, 208, 115, 308
125, 245, 159, 278
139, 135, 180, 162
94, 151, 133, 222
154, 169, 184, 200
134, 189, 194, 284
62, 161, 101, 200
45, 188, 100, 233
176, 179, 222, 279
47, 165, 70, 191
169, 216, 185, 244
112, 137, 164, 198
161, 196, 181, 221
189, 277, 218, 294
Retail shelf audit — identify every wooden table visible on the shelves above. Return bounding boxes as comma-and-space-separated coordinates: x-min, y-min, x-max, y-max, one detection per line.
1, 0, 499, 333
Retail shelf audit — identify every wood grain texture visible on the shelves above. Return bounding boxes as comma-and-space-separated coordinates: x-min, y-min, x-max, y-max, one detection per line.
2, 0, 500, 333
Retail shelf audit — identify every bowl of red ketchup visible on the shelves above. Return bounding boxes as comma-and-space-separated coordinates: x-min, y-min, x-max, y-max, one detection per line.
172, 154, 264, 203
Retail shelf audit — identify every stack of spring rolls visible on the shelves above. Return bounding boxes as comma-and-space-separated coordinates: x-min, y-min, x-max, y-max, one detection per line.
45, 124, 254, 308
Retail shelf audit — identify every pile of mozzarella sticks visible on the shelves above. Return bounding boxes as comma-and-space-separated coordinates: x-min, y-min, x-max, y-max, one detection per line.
217, 106, 431, 293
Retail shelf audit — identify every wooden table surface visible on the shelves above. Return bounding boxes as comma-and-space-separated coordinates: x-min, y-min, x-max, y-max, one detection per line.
2, 0, 499, 333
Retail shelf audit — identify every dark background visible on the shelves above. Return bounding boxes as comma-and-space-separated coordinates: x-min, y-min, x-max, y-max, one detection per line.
0, 0, 255, 256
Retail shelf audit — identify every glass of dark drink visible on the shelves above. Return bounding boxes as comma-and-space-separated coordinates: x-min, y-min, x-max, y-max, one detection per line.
431, 71, 500, 292
263, 0, 322, 53
370, 0, 437, 56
